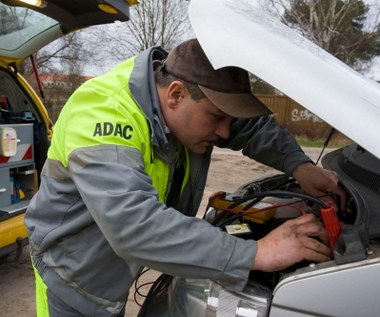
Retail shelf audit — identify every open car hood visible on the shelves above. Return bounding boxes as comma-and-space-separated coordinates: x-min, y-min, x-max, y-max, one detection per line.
189, 0, 380, 159
0, 0, 132, 62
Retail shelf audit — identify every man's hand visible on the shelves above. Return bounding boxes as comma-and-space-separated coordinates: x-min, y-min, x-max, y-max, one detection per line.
292, 162, 347, 210
252, 213, 331, 272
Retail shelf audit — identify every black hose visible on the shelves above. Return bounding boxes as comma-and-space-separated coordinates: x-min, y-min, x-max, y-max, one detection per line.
228, 190, 329, 210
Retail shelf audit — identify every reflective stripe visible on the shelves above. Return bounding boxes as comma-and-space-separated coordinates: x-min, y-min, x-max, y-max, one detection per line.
41, 158, 70, 179
33, 264, 49, 317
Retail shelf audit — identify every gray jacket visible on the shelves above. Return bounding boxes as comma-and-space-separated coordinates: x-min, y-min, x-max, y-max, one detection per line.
25, 46, 311, 316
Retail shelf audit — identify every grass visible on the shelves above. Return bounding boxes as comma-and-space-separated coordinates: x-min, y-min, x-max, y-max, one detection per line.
296, 136, 352, 148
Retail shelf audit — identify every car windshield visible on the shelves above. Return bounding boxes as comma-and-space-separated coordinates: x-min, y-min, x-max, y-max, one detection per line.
0, 3, 58, 55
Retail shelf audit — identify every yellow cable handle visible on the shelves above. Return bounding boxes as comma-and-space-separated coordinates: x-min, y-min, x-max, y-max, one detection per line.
207, 191, 276, 224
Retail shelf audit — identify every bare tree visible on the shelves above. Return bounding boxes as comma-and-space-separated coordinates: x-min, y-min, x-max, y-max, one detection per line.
265, 0, 380, 72
86, 0, 191, 63
22, 31, 88, 92
22, 32, 90, 76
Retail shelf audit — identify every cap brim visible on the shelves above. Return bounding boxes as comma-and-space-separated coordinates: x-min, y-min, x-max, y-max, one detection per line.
199, 85, 272, 118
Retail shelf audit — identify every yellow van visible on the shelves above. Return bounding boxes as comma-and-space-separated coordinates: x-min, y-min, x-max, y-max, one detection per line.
0, 0, 132, 261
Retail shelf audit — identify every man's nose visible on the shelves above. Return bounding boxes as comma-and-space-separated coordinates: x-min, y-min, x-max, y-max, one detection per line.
215, 117, 231, 139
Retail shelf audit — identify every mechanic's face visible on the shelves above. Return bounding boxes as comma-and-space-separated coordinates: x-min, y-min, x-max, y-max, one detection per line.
162, 81, 232, 154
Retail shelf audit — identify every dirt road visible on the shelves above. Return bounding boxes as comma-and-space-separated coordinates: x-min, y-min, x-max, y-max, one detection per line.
0, 147, 332, 316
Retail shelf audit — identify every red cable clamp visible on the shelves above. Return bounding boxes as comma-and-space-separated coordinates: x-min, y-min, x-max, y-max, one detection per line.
321, 200, 343, 251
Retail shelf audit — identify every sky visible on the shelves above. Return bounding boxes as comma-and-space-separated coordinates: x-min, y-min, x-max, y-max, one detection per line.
81, 0, 380, 82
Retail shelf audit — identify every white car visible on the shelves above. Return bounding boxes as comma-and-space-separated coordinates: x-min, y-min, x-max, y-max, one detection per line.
139, 0, 380, 316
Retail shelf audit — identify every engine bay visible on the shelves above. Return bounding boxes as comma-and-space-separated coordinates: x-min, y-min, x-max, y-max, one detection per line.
203, 161, 372, 290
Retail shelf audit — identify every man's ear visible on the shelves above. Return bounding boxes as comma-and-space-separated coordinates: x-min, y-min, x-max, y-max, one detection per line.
167, 81, 186, 109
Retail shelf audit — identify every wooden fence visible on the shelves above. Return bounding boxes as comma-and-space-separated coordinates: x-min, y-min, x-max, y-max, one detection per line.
258, 95, 332, 139
48, 93, 333, 140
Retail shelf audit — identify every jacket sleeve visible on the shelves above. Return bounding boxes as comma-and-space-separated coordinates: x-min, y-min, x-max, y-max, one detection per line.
217, 115, 313, 176
68, 145, 255, 292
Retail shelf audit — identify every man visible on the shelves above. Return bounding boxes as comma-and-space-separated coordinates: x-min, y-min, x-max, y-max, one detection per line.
25, 38, 345, 316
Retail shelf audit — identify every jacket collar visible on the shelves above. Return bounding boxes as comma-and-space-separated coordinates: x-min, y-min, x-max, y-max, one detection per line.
129, 46, 168, 149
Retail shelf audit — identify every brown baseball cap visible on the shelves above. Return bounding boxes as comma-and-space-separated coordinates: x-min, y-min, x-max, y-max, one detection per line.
163, 38, 272, 118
